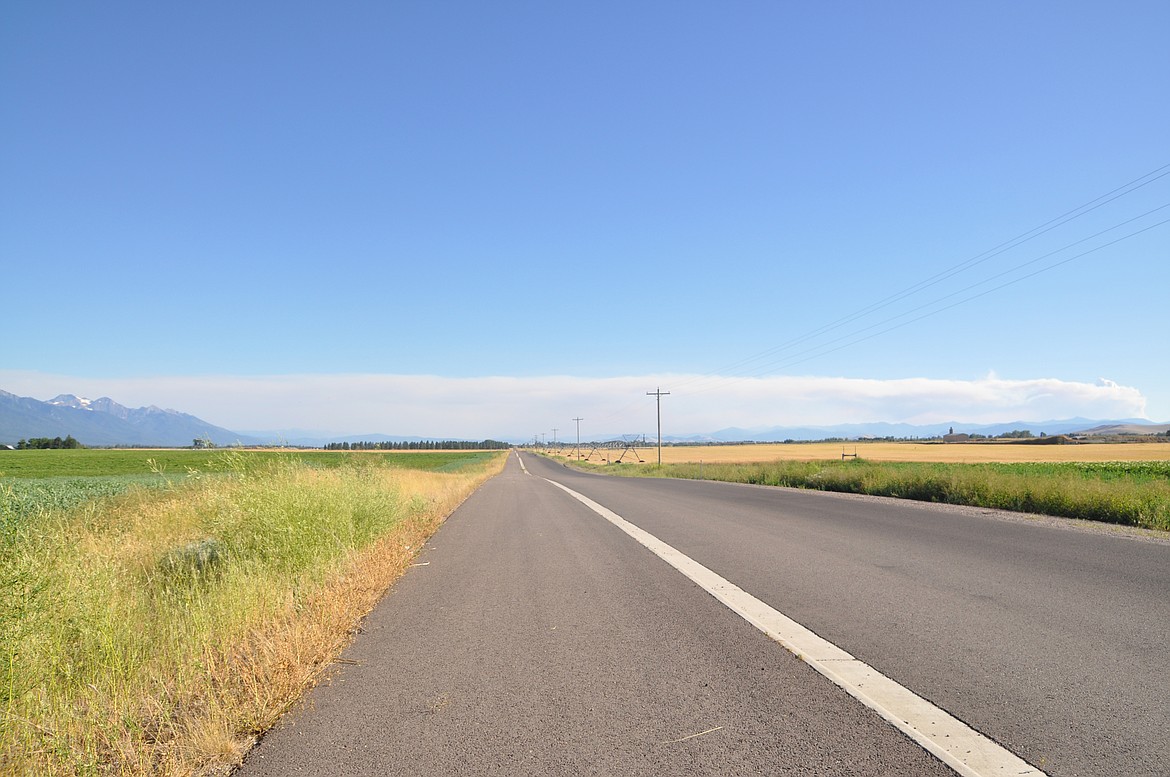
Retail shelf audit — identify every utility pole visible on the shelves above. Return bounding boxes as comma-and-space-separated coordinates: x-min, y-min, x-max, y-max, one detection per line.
646, 387, 670, 465
573, 417, 583, 461
552, 428, 558, 447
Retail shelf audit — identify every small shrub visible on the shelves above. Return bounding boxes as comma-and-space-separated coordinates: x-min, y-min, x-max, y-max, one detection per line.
156, 537, 225, 585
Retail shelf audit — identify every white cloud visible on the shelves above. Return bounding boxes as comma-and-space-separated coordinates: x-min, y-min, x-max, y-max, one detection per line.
0, 370, 1149, 440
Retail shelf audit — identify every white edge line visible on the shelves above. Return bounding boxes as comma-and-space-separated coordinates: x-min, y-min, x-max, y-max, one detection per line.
542, 476, 1046, 777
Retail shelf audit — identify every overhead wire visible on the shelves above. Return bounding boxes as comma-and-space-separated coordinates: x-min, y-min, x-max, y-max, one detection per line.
671, 161, 1170, 394
688, 211, 1170, 390
576, 162, 1170, 434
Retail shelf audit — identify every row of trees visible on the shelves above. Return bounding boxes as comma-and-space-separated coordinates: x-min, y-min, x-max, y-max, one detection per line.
14, 436, 84, 449
324, 439, 509, 451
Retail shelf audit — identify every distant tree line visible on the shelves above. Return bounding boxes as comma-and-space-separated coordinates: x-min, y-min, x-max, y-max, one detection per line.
15, 436, 84, 449
323, 439, 510, 451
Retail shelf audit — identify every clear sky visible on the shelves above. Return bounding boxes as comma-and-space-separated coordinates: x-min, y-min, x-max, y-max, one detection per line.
3, 2, 1168, 440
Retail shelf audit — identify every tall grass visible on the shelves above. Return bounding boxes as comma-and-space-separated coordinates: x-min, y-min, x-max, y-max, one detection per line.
594, 458, 1170, 532
1, 452, 504, 776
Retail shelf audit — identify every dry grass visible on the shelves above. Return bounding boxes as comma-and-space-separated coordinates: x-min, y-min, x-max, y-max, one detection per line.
1, 455, 505, 777
553, 447, 1170, 531
547, 440, 1170, 465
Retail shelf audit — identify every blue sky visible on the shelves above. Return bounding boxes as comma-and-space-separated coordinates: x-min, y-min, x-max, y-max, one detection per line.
3, 3, 1168, 439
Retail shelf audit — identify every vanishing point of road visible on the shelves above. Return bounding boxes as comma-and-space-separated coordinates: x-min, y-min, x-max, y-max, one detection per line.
239, 451, 1169, 776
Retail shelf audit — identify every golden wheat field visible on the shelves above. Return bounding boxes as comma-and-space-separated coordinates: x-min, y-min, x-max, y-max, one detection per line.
545, 440, 1170, 464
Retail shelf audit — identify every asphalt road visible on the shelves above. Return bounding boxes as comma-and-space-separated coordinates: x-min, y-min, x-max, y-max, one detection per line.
239, 452, 1169, 776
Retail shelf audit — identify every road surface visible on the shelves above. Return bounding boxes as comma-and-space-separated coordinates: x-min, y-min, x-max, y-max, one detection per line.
239, 452, 1169, 776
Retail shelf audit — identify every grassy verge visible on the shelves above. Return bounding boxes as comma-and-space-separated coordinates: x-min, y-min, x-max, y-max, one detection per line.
1, 451, 505, 776
572, 457, 1170, 532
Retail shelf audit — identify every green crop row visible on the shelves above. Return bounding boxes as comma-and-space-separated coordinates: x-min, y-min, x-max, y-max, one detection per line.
1, 476, 177, 552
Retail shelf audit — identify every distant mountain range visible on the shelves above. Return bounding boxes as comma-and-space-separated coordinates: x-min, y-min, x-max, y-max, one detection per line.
0, 391, 263, 447
1, 389, 1166, 448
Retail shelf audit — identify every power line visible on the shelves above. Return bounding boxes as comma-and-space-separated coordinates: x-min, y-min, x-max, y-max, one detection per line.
673, 161, 1170, 393
696, 213, 1170, 387
580, 162, 1170, 429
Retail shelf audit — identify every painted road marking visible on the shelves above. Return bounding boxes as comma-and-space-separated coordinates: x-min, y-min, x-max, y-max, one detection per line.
543, 475, 1046, 777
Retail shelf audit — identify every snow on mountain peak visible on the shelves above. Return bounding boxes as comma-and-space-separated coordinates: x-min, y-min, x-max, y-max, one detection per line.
47, 394, 93, 410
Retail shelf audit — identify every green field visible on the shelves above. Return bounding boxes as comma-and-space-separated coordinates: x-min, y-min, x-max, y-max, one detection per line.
0, 447, 499, 478
1, 449, 501, 544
